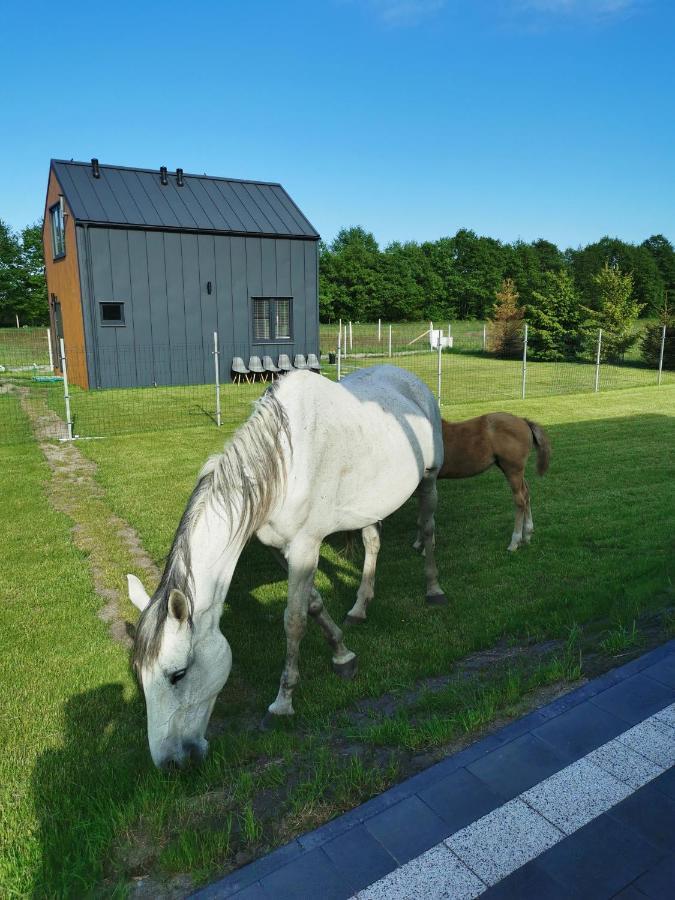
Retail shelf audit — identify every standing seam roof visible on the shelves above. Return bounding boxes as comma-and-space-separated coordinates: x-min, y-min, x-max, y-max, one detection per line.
51, 160, 319, 238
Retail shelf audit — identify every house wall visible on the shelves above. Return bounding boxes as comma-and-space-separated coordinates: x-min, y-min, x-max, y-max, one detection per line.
42, 170, 89, 388
80, 227, 319, 389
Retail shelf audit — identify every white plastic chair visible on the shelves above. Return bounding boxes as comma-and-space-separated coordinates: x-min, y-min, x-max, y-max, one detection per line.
248, 355, 266, 381
231, 356, 251, 384
278, 354, 293, 373
263, 355, 280, 379
293, 354, 308, 370
307, 353, 321, 373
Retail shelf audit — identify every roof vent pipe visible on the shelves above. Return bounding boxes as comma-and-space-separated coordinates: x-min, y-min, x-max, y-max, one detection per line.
91, 158, 100, 178
160, 166, 168, 186
176, 168, 184, 187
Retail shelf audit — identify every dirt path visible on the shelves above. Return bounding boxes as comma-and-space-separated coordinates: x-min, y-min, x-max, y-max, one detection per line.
19, 389, 160, 647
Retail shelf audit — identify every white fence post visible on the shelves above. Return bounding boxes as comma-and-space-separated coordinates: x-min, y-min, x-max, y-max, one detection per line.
483, 324, 487, 351
59, 338, 74, 440
595, 329, 602, 393
378, 318, 381, 341
47, 328, 54, 372
658, 325, 666, 385
337, 324, 342, 381
388, 324, 392, 358
349, 320, 353, 352
437, 336, 442, 404
213, 331, 221, 427
521, 324, 528, 400
447, 323, 451, 343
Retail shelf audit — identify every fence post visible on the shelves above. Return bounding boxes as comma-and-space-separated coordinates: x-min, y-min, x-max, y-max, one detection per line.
213, 331, 221, 427
521, 324, 528, 400
59, 338, 74, 440
595, 329, 602, 393
337, 324, 342, 381
447, 322, 452, 343
47, 328, 54, 372
483, 324, 487, 351
658, 325, 666, 385
437, 336, 442, 404
348, 320, 353, 353
378, 318, 381, 341
388, 324, 392, 358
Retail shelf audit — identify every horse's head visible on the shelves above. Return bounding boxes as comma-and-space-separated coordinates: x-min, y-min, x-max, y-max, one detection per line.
127, 574, 232, 770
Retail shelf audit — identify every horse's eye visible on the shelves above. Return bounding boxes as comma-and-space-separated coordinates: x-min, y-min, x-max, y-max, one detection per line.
169, 668, 187, 686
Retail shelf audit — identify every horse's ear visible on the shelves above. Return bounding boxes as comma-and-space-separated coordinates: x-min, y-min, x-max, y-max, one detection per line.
168, 589, 189, 625
127, 574, 151, 612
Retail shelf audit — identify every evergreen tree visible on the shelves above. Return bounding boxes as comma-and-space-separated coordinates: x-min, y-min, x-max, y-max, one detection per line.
0, 219, 21, 326
527, 269, 583, 360
584, 264, 643, 360
488, 278, 524, 358
640, 297, 674, 370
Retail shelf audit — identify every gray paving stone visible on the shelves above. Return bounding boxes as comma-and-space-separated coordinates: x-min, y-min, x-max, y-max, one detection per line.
641, 654, 675, 688
608, 783, 675, 853
586, 738, 665, 790
616, 717, 675, 769
633, 851, 675, 898
467, 733, 568, 801
357, 844, 485, 900
653, 702, 675, 729
591, 674, 675, 725
364, 795, 448, 865
532, 701, 626, 763
418, 766, 502, 833
445, 798, 562, 886
522, 758, 631, 834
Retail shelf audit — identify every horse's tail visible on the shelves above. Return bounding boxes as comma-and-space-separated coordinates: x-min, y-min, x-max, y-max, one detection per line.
525, 419, 551, 476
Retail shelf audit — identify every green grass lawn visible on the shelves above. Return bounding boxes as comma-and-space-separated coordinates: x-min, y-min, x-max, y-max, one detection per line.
2, 384, 674, 895
0, 327, 51, 368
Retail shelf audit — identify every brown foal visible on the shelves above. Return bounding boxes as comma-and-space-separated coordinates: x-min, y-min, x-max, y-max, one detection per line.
436, 413, 551, 551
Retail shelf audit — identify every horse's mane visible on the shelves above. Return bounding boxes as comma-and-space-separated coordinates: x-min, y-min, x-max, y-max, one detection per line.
133, 382, 291, 672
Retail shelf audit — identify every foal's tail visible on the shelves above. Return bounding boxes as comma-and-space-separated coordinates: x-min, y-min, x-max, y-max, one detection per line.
525, 419, 551, 476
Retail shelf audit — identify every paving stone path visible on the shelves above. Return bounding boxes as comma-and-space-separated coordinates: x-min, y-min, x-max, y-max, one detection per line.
193, 641, 675, 899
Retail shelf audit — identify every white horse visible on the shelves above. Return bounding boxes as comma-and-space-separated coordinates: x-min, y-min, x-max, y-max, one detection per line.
127, 365, 446, 769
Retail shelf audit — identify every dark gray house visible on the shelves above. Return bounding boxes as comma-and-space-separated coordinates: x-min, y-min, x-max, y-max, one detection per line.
43, 159, 319, 389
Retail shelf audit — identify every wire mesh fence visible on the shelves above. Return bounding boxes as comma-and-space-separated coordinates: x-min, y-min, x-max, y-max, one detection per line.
0, 322, 671, 445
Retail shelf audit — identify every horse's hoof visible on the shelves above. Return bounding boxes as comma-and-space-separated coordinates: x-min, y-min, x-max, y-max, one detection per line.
259, 711, 293, 732
333, 654, 358, 679
507, 544, 519, 552
344, 614, 365, 626
425, 592, 448, 606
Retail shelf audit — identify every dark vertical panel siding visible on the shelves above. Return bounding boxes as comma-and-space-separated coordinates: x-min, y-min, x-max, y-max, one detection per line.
146, 232, 170, 376
305, 241, 319, 354
164, 232, 188, 384
198, 235, 218, 357
245, 237, 263, 359
229, 237, 249, 366
180, 234, 204, 382
214, 236, 234, 371
261, 239, 276, 296
290, 239, 307, 354
89, 228, 118, 386
76, 227, 98, 387
126, 230, 154, 386
275, 240, 291, 296
107, 229, 136, 389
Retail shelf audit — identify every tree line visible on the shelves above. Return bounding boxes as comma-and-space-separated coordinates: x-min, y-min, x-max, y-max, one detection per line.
320, 226, 674, 365
0, 220, 47, 327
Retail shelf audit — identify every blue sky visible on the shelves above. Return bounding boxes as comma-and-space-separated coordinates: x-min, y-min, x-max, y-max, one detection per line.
1, 0, 673, 249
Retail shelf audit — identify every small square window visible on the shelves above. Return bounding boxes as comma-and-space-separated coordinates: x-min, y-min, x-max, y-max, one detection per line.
50, 201, 65, 259
99, 302, 125, 325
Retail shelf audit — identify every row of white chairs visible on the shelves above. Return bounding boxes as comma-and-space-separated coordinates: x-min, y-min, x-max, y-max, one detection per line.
231, 353, 321, 383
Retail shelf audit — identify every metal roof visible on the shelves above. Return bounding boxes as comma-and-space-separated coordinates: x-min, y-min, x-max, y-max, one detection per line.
51, 160, 319, 239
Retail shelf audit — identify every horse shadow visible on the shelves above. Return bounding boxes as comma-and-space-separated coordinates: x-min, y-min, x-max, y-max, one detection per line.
30, 682, 148, 897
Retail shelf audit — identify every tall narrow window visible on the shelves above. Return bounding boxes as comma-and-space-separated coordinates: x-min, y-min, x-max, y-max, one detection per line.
276, 299, 291, 339
50, 201, 65, 259
251, 298, 292, 341
253, 298, 271, 340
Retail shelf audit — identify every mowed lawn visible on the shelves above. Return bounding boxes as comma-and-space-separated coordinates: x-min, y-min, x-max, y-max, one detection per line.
1, 384, 674, 895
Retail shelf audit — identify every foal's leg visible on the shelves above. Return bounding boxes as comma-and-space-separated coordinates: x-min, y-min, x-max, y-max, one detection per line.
523, 478, 534, 543
417, 478, 447, 605
346, 523, 381, 624
501, 465, 528, 551
267, 538, 318, 718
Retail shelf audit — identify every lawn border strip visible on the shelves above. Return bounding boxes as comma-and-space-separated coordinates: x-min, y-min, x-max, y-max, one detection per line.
191, 638, 675, 899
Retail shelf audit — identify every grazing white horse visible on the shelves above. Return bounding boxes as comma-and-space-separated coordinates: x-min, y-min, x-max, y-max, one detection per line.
128, 365, 446, 769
